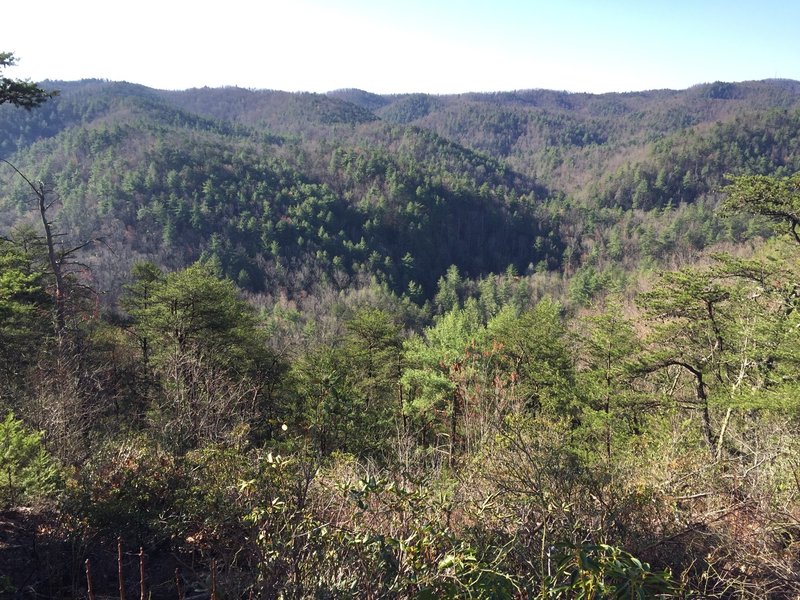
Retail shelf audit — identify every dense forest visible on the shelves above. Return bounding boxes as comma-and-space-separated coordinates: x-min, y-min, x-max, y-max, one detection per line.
1, 65, 800, 598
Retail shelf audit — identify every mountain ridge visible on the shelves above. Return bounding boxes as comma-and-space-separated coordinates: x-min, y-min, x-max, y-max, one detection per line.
1, 77, 798, 303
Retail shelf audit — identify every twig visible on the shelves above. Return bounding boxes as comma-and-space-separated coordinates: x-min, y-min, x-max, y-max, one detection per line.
715, 407, 733, 461
85, 559, 96, 600
643, 500, 752, 552
118, 537, 126, 600
211, 558, 218, 600
175, 568, 185, 600
672, 492, 712, 501
139, 547, 146, 600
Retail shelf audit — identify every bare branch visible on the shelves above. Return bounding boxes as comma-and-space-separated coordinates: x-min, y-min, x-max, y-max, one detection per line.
0, 158, 42, 198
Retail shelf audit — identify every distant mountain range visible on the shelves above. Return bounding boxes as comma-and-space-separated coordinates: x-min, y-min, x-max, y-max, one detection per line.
1, 79, 799, 301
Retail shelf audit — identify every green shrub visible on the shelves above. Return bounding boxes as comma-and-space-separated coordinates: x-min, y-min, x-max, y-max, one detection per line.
0, 412, 60, 507
547, 543, 679, 599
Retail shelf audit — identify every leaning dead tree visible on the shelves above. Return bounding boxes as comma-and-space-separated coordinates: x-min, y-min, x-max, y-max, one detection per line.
2, 159, 108, 462
1, 158, 100, 337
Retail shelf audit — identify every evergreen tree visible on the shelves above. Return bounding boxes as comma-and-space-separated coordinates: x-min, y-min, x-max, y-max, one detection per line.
0, 52, 56, 109
575, 297, 643, 459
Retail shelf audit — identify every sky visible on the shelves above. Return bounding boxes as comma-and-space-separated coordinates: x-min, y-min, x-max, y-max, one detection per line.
3, 0, 799, 95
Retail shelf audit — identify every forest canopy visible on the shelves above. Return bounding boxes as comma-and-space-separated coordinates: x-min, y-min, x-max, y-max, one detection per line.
1, 72, 800, 597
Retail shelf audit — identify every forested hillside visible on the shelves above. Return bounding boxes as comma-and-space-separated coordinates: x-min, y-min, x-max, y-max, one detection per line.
4, 78, 798, 303
1, 76, 800, 598
0, 81, 562, 301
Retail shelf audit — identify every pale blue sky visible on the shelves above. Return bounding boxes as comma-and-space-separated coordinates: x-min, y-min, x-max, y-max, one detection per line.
4, 0, 798, 94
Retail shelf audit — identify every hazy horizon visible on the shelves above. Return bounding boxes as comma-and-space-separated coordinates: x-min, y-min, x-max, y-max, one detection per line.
5, 0, 800, 95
